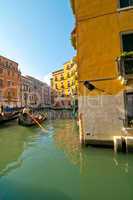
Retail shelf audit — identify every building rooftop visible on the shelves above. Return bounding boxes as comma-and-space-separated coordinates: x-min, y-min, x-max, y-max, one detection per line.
0, 55, 18, 65
52, 69, 64, 74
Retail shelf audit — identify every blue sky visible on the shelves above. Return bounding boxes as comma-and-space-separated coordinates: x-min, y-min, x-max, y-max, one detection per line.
0, 0, 75, 83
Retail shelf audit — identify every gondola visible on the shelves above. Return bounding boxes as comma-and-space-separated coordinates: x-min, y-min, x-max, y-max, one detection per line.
18, 113, 47, 127
0, 111, 19, 124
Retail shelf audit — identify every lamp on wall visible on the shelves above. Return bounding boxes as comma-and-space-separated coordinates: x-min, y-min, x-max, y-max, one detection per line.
84, 81, 112, 95
84, 81, 95, 91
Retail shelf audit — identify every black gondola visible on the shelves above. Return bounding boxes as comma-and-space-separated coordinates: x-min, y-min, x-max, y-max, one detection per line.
0, 111, 19, 124
18, 113, 46, 127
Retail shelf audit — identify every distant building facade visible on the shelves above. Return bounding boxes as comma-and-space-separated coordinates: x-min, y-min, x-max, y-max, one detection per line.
21, 76, 35, 107
0, 55, 21, 107
51, 69, 64, 97
51, 59, 78, 97
51, 58, 78, 108
22, 76, 51, 108
50, 78, 57, 105
63, 59, 78, 97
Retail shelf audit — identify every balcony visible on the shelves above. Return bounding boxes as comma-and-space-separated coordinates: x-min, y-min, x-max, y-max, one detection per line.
118, 56, 133, 80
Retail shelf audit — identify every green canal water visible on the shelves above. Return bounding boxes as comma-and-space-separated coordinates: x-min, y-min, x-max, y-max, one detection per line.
0, 119, 133, 200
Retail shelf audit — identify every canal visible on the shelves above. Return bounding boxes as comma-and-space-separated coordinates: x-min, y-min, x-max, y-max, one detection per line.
0, 117, 133, 200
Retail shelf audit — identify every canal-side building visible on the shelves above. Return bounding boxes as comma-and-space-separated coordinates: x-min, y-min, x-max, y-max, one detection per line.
51, 69, 64, 97
51, 59, 78, 97
0, 55, 21, 108
25, 76, 51, 108
63, 59, 78, 97
42, 82, 51, 107
21, 76, 35, 107
50, 78, 57, 106
51, 69, 68, 108
71, 0, 133, 144
51, 59, 78, 108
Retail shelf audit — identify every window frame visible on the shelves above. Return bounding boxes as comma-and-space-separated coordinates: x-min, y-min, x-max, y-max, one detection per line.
124, 90, 133, 127
120, 30, 133, 53
8, 80, 11, 87
0, 68, 3, 74
118, 32, 133, 79
118, 0, 133, 11
0, 90, 2, 98
0, 79, 3, 88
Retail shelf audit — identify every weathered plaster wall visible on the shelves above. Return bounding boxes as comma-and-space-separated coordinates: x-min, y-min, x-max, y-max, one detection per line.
79, 92, 125, 139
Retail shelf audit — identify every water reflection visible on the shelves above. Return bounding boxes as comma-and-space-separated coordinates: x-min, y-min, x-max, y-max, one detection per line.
46, 110, 73, 120
54, 119, 81, 166
53, 119, 133, 179
0, 118, 133, 200
0, 124, 38, 177
0, 111, 73, 177
79, 149, 133, 200
53, 119, 131, 172
79, 147, 130, 173
0, 119, 132, 176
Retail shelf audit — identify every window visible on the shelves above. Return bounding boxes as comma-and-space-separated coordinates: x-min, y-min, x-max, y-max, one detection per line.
61, 91, 64, 97
119, 0, 133, 8
0, 68, 3, 74
8, 81, 11, 87
0, 79, 3, 88
67, 64, 71, 70
8, 91, 11, 97
118, 32, 133, 77
125, 92, 133, 127
55, 84, 58, 89
12, 71, 14, 77
0, 90, 2, 97
8, 70, 10, 76
12, 91, 15, 97
6, 61, 8, 67
61, 75, 64, 80
122, 33, 133, 52
67, 73, 70, 78
68, 81, 70, 87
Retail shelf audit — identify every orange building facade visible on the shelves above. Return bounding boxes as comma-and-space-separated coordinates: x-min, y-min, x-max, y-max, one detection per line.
0, 56, 21, 107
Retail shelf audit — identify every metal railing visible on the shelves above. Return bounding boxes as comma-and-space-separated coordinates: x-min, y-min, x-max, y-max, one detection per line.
118, 57, 133, 79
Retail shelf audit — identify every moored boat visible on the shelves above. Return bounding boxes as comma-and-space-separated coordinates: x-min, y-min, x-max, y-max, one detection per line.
0, 111, 19, 124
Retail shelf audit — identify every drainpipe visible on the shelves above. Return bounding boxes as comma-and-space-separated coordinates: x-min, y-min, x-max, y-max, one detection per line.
79, 113, 85, 146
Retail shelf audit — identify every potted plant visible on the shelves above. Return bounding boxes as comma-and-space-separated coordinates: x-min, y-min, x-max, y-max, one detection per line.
121, 51, 133, 58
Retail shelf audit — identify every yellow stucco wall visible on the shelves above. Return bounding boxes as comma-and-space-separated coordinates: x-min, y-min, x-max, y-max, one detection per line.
73, 0, 133, 95
51, 59, 78, 96
74, 0, 117, 20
